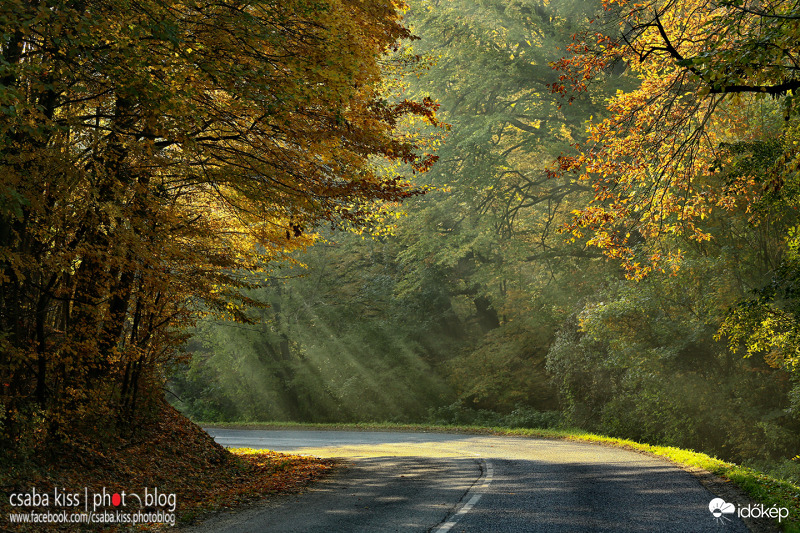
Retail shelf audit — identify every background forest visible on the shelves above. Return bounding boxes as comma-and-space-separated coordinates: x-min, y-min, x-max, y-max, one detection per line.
0, 0, 441, 458
170, 0, 800, 480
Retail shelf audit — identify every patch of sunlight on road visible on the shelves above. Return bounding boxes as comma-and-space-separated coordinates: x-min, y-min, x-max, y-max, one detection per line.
269, 442, 480, 459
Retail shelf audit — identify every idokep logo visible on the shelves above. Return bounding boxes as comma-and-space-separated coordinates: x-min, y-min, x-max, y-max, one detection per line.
709, 497, 790, 525
709, 498, 735, 524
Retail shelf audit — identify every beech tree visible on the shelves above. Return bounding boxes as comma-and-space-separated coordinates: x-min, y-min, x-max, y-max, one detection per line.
552, 0, 800, 278
0, 0, 438, 448
339, 0, 622, 412
550, 0, 800, 414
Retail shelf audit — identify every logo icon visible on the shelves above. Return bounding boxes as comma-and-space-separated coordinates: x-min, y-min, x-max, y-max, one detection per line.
709, 498, 736, 524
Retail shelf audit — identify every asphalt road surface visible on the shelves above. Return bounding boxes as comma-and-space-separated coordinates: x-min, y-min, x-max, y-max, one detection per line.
187, 429, 756, 532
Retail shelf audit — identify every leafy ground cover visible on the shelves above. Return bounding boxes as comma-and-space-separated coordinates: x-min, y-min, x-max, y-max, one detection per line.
0, 406, 333, 531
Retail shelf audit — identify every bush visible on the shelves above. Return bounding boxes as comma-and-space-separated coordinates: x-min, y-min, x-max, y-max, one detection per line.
427, 402, 562, 429
502, 406, 563, 429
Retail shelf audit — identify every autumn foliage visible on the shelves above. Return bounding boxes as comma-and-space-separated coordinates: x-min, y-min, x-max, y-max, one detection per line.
0, 403, 334, 531
0, 0, 438, 452
550, 0, 800, 278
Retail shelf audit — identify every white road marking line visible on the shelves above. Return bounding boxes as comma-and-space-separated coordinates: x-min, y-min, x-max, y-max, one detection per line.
434, 458, 494, 532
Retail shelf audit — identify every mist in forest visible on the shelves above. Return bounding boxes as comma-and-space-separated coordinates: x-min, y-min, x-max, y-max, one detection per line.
170, 0, 800, 482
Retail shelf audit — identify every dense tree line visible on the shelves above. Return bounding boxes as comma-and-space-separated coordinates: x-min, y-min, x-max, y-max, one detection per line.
0, 0, 437, 453
174, 0, 614, 421
171, 0, 800, 478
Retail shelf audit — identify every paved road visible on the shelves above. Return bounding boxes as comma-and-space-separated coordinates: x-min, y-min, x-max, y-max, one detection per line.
187, 429, 754, 532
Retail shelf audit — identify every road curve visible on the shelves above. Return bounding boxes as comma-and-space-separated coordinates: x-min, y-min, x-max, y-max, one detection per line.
186, 429, 754, 532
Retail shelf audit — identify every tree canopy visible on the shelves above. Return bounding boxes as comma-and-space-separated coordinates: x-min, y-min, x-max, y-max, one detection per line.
0, 0, 437, 449
552, 0, 800, 278
7, 0, 799, 484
